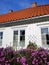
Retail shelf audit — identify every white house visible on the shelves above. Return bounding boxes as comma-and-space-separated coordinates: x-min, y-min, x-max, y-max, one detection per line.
0, 2, 49, 49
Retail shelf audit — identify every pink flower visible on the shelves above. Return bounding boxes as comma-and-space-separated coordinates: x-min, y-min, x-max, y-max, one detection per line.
47, 62, 49, 65
16, 57, 20, 62
20, 57, 26, 64
32, 61, 35, 64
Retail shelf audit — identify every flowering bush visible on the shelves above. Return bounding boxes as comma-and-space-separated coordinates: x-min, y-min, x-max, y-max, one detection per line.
0, 47, 49, 65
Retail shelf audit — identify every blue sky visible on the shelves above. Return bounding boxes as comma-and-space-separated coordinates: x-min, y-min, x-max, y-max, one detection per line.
0, 0, 49, 14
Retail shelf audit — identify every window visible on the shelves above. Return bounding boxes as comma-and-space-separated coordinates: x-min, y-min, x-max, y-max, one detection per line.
13, 30, 25, 48
20, 30, 25, 47
0, 32, 3, 46
41, 28, 49, 45
13, 31, 18, 46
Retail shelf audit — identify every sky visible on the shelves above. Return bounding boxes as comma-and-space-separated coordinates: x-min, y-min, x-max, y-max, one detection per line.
0, 0, 49, 15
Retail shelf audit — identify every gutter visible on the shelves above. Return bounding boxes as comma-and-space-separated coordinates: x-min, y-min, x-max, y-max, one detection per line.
1, 14, 49, 24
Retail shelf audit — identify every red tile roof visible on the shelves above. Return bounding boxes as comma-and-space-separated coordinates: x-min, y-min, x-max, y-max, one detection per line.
0, 4, 49, 23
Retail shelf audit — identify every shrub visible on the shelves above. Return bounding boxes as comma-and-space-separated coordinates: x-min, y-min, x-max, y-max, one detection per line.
27, 41, 38, 50
0, 47, 49, 65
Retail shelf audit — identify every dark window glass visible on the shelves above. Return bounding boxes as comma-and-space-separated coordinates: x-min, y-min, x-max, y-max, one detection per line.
41, 28, 48, 34
46, 34, 49, 45
14, 31, 18, 35
0, 32, 3, 39
20, 30, 25, 36
20, 30, 25, 41
20, 30, 25, 47
20, 36, 25, 41
0, 32, 3, 46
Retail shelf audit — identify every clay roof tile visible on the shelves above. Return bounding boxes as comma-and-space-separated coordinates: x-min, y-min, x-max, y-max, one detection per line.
0, 4, 49, 23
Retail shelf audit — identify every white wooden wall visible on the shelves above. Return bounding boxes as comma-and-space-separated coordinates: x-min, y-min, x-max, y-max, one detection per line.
0, 21, 49, 49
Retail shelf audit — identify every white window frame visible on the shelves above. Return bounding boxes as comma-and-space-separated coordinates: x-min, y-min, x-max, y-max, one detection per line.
41, 27, 49, 48
13, 27, 26, 49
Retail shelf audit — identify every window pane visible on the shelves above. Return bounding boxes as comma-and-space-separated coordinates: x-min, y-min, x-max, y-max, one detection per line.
20, 36, 25, 41
0, 32, 3, 46
41, 28, 48, 34
20, 30, 25, 35
14, 31, 18, 35
46, 34, 49, 45
13, 31, 18, 46
20, 30, 25, 47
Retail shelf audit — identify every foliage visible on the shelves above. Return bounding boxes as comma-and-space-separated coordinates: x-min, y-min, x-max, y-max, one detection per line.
27, 41, 38, 50
0, 47, 49, 65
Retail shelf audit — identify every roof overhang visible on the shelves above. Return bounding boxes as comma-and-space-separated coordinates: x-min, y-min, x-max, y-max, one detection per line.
0, 15, 49, 27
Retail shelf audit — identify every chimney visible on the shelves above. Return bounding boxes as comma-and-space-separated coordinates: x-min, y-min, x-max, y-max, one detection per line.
9, 9, 13, 13
32, 2, 37, 8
